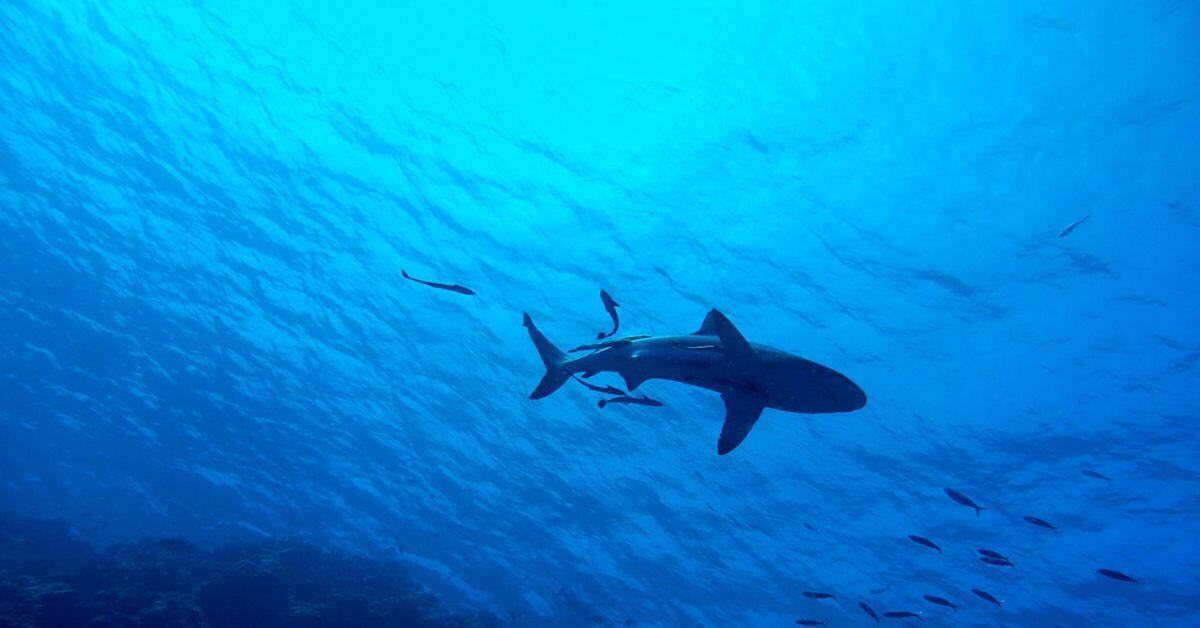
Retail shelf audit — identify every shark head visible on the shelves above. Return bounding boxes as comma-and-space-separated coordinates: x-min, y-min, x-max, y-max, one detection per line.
761, 353, 867, 413
700, 309, 866, 415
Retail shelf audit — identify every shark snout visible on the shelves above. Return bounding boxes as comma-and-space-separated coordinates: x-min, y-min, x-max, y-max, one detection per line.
822, 368, 867, 411
842, 378, 867, 410
787, 373, 866, 413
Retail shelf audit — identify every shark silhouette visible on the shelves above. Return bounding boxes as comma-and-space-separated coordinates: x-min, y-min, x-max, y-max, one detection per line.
523, 309, 866, 454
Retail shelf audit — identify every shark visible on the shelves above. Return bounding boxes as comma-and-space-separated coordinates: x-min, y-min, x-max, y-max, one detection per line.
522, 308, 866, 454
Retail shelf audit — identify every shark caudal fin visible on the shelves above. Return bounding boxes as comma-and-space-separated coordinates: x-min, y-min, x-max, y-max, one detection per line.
523, 313, 572, 399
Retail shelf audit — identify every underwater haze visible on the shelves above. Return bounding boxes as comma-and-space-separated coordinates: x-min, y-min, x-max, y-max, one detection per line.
2, 0, 1199, 626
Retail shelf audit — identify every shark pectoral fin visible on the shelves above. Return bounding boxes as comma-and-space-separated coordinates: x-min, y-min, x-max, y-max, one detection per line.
709, 310, 760, 367
621, 371, 648, 391
717, 393, 765, 455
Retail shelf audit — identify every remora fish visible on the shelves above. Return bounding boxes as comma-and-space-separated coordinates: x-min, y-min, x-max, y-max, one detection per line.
569, 336, 649, 353
401, 269, 476, 296
572, 376, 625, 396
597, 395, 663, 409
523, 309, 866, 454
597, 289, 621, 339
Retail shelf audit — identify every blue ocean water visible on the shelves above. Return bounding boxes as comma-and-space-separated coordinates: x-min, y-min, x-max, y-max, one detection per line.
2, 0, 1199, 625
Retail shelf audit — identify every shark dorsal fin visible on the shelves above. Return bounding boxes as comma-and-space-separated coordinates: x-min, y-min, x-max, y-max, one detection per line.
717, 392, 765, 455
692, 311, 720, 336
709, 310, 759, 366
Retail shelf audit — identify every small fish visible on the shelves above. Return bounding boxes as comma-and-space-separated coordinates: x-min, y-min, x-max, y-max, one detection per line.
980, 556, 1016, 568
572, 376, 625, 396
971, 588, 1002, 606
1097, 568, 1136, 583
401, 269, 476, 296
869, 586, 890, 595
908, 534, 942, 555
1081, 469, 1112, 482
654, 266, 673, 282
795, 621, 825, 626
569, 337, 648, 353
597, 395, 663, 409
977, 548, 1009, 561
670, 340, 723, 352
1023, 515, 1056, 530
570, 339, 631, 353
859, 601, 880, 623
802, 591, 837, 600
1058, 215, 1090, 238
945, 487, 988, 516
883, 610, 922, 620
923, 595, 957, 613
804, 523, 818, 532
596, 289, 620, 339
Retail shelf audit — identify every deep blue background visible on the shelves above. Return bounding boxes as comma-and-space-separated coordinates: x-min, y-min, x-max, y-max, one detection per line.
2, 1, 1198, 625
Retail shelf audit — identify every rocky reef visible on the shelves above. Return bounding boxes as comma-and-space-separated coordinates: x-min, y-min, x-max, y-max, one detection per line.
0, 513, 498, 627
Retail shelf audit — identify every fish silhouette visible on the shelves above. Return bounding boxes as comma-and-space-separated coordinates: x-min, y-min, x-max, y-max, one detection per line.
923, 595, 957, 613
971, 589, 1002, 606
1081, 469, 1112, 482
597, 394, 663, 409
908, 534, 942, 555
1058, 215, 1090, 238
596, 289, 620, 339
977, 549, 1009, 561
1023, 515, 1056, 530
944, 488, 987, 516
401, 269, 476, 296
1097, 568, 1136, 583
572, 376, 625, 396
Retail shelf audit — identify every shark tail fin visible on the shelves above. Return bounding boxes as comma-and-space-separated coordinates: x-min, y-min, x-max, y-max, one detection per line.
524, 313, 571, 399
